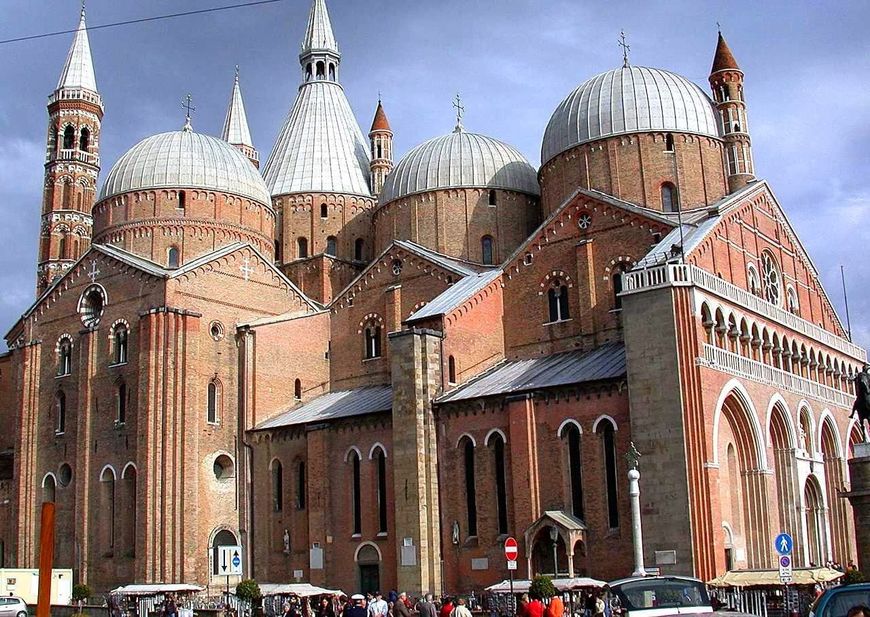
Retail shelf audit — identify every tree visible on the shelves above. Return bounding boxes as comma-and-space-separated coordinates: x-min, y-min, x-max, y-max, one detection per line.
236, 579, 262, 603
72, 584, 92, 603
529, 575, 556, 600
843, 569, 865, 585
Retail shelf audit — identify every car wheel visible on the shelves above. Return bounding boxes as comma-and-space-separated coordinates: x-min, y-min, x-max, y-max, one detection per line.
17, 611, 27, 617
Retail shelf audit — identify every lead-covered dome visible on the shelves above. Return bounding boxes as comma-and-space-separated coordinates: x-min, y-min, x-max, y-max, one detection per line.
99, 126, 271, 204
542, 66, 721, 166
381, 129, 539, 204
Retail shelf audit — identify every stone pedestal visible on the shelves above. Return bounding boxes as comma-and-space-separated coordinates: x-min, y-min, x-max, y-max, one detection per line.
844, 441, 870, 573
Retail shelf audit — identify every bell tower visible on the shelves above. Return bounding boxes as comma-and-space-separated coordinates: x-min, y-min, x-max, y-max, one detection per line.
37, 5, 103, 295
709, 31, 754, 193
369, 98, 393, 196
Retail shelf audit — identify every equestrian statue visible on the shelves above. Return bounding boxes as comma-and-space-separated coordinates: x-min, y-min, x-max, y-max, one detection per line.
851, 363, 870, 442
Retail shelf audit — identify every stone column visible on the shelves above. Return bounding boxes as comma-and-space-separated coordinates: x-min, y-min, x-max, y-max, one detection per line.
628, 466, 646, 577
843, 442, 870, 572
389, 328, 443, 596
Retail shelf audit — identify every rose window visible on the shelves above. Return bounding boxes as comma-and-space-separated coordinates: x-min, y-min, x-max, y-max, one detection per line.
761, 253, 781, 306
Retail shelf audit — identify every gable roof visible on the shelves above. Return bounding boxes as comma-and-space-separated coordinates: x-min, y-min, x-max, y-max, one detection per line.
252, 385, 392, 430
406, 269, 502, 323
437, 342, 625, 404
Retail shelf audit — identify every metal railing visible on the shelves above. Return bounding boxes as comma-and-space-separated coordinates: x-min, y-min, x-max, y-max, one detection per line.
622, 263, 865, 360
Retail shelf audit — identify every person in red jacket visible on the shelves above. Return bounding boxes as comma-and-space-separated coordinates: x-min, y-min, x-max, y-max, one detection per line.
526, 596, 545, 617
439, 598, 454, 617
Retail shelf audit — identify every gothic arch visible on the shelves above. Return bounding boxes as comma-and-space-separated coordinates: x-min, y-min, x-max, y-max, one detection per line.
711, 380, 766, 469
816, 410, 843, 458
368, 443, 387, 460
344, 446, 363, 463
765, 394, 796, 448
354, 540, 382, 562
456, 433, 477, 448
557, 418, 583, 438
121, 462, 137, 479
592, 415, 619, 433
99, 464, 118, 481
484, 428, 508, 446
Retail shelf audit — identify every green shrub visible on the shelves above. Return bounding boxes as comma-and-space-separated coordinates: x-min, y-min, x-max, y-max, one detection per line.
72, 584, 92, 602
529, 575, 556, 600
236, 579, 262, 602
843, 569, 866, 585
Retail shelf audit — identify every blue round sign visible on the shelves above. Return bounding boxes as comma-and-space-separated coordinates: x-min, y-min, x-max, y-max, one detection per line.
232, 554, 241, 567
774, 533, 793, 555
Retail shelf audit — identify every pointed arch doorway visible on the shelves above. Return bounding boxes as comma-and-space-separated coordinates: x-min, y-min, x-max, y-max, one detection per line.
356, 543, 381, 594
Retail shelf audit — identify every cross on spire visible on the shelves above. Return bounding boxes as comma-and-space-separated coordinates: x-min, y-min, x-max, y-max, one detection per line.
182, 93, 195, 131
618, 30, 631, 68
452, 93, 465, 132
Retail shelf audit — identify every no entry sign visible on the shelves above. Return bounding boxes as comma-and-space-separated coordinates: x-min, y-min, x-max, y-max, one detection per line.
504, 536, 518, 561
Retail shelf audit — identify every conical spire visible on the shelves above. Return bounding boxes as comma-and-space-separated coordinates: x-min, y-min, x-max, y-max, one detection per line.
57, 5, 98, 92
711, 31, 740, 73
222, 67, 254, 147
370, 99, 391, 132
301, 0, 338, 55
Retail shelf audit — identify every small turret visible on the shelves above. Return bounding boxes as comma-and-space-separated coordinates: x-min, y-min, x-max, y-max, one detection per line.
709, 31, 754, 193
221, 66, 259, 168
369, 98, 393, 196
299, 0, 340, 83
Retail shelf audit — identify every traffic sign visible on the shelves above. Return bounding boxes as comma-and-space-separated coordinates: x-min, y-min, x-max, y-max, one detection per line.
218, 545, 243, 576
507, 560, 517, 571
504, 537, 518, 561
778, 554, 793, 584
774, 533, 793, 555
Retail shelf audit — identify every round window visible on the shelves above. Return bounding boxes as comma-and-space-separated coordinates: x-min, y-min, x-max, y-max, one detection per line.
761, 253, 781, 306
58, 463, 73, 487
213, 454, 235, 481
391, 259, 403, 276
209, 321, 225, 341
78, 285, 106, 328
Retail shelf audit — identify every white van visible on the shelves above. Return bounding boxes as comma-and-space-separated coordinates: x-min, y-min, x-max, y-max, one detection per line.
608, 576, 713, 617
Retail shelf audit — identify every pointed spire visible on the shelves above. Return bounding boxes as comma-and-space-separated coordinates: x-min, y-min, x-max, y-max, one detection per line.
222, 66, 254, 147
711, 31, 740, 73
370, 98, 391, 133
56, 3, 98, 92
301, 0, 338, 55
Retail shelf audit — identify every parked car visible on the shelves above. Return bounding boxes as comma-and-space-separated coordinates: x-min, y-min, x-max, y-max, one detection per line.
608, 576, 714, 617
809, 584, 870, 617
0, 596, 28, 617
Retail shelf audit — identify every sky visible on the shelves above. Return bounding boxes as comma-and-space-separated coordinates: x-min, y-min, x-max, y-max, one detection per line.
1, 0, 869, 352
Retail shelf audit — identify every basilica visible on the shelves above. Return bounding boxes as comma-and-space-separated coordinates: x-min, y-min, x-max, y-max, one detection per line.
0, 0, 865, 596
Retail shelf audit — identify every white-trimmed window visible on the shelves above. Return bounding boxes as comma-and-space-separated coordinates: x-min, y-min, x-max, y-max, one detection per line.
57, 337, 73, 376
112, 324, 129, 365
747, 263, 761, 296
786, 285, 799, 315
761, 251, 782, 306
547, 279, 570, 322
207, 379, 221, 424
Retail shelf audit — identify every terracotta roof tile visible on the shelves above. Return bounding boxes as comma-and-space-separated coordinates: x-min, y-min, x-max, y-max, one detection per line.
712, 32, 740, 73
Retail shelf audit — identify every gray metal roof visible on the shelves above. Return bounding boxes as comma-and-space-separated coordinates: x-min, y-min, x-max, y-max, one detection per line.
393, 240, 489, 276
221, 70, 253, 148
56, 8, 98, 93
380, 129, 540, 205
437, 342, 626, 404
407, 269, 502, 322
541, 510, 588, 531
99, 126, 271, 204
253, 385, 392, 430
300, 0, 338, 55
542, 66, 721, 165
262, 80, 371, 198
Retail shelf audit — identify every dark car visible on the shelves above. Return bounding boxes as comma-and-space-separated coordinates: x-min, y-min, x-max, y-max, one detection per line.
809, 584, 870, 617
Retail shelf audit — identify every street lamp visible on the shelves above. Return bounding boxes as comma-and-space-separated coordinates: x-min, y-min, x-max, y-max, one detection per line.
549, 525, 559, 576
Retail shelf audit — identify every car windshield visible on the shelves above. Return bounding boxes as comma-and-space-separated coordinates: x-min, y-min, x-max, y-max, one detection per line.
818, 589, 870, 617
612, 579, 711, 611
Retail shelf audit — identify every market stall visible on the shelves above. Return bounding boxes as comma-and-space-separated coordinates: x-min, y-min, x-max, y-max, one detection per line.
109, 583, 205, 617
708, 567, 844, 617
485, 577, 607, 617
258, 583, 345, 617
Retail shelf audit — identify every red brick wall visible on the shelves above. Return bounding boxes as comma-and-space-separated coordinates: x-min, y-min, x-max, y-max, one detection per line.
279, 256, 363, 305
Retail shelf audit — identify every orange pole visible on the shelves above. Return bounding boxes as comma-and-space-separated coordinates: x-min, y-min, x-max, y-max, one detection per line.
36, 502, 55, 617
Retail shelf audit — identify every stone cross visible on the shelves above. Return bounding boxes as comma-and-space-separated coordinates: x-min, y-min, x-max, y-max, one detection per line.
452, 93, 465, 131
240, 255, 254, 281
618, 30, 631, 68
87, 260, 100, 283
182, 93, 196, 120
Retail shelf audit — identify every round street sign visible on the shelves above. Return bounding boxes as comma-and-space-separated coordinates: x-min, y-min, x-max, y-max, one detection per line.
504, 536, 518, 561
780, 555, 791, 568
774, 533, 794, 555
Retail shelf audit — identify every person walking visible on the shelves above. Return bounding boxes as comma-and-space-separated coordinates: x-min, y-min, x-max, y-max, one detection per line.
347, 596, 368, 617
451, 598, 472, 617
525, 595, 544, 617
546, 595, 564, 617
369, 592, 389, 617
439, 598, 454, 617
418, 594, 437, 617
394, 594, 412, 617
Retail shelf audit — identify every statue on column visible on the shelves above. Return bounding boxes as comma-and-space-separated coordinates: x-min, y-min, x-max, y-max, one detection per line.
851, 363, 870, 442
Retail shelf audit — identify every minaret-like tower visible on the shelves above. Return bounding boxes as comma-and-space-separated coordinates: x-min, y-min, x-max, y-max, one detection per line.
221, 66, 259, 168
369, 99, 393, 196
37, 5, 103, 295
299, 0, 341, 84
709, 31, 754, 193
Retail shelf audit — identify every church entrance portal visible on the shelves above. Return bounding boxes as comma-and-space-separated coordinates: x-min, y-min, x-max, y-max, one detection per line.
356, 544, 380, 594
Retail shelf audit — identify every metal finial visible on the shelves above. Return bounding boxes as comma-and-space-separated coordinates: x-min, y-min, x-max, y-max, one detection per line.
81, 0, 86, 18
625, 441, 641, 470
378, 90, 382, 105
235, 65, 240, 83
182, 93, 196, 131
716, 21, 722, 34
618, 30, 631, 68
452, 93, 465, 133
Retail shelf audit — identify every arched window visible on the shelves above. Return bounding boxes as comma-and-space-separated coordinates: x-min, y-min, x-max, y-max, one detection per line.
272, 460, 283, 512
448, 355, 457, 384
58, 339, 72, 376
481, 235, 494, 265
364, 321, 382, 359
664, 133, 675, 152
350, 451, 362, 535
43, 475, 57, 504
597, 420, 619, 528
211, 530, 238, 576
113, 324, 128, 364
376, 143, 383, 158
274, 240, 282, 262
320, 203, 328, 218
58, 233, 68, 260
761, 251, 782, 306
747, 264, 761, 296
63, 126, 75, 150
661, 182, 678, 212
376, 448, 388, 533
79, 127, 90, 152
296, 460, 306, 510
547, 279, 570, 322
297, 237, 308, 259
207, 380, 220, 424
62, 180, 72, 209
55, 391, 66, 434
492, 433, 508, 535
294, 378, 302, 400
325, 236, 337, 256
100, 466, 116, 550
613, 265, 629, 309
116, 381, 127, 424
563, 423, 584, 519
178, 191, 186, 210
488, 190, 497, 206
328, 63, 336, 81
167, 246, 180, 269
305, 63, 312, 81
354, 238, 365, 261
787, 286, 799, 315
316, 61, 325, 79
462, 438, 478, 536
